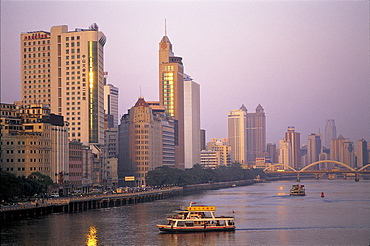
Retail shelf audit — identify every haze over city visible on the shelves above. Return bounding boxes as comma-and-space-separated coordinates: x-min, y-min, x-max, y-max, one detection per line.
1, 0, 369, 145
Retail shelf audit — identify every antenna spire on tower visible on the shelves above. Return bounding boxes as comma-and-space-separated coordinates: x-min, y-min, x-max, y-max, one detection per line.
165, 19, 167, 36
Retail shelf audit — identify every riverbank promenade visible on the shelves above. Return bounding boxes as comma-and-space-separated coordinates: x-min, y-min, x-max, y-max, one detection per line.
1, 179, 255, 221
1, 187, 183, 221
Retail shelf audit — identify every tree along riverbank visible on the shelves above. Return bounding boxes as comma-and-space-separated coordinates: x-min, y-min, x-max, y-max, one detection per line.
146, 164, 266, 186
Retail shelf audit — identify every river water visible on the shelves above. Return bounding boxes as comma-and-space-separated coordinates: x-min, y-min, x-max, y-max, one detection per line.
1, 179, 369, 245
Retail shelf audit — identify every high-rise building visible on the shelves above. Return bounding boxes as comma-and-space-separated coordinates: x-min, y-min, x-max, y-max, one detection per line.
118, 98, 172, 187
355, 139, 368, 168
104, 83, 119, 128
331, 135, 355, 167
228, 106, 247, 164
285, 127, 301, 169
21, 24, 106, 145
278, 139, 292, 168
159, 33, 185, 169
184, 74, 201, 168
325, 119, 337, 149
307, 133, 322, 168
266, 143, 278, 164
147, 101, 176, 168
200, 129, 206, 151
246, 104, 266, 164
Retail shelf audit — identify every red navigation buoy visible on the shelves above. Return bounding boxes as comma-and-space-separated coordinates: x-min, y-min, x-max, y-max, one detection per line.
321, 192, 325, 198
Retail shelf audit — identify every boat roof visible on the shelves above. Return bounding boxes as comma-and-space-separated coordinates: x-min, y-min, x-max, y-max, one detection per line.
188, 206, 216, 211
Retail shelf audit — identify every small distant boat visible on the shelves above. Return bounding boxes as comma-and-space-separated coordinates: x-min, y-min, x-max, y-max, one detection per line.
328, 174, 336, 180
290, 184, 306, 196
157, 201, 235, 233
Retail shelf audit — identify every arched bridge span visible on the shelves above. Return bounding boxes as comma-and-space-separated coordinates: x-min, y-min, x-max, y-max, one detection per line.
263, 164, 298, 172
358, 164, 370, 172
300, 160, 356, 172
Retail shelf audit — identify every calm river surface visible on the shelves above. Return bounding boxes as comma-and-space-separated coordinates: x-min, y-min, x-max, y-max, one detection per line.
1, 179, 370, 245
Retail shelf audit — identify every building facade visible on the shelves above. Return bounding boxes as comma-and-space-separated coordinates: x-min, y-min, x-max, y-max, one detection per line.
200, 150, 221, 169
307, 133, 322, 168
118, 98, 164, 187
285, 127, 301, 169
69, 140, 83, 188
0, 103, 68, 184
331, 135, 355, 167
184, 74, 201, 168
355, 139, 368, 168
324, 119, 337, 150
147, 101, 176, 168
278, 139, 292, 169
159, 34, 185, 169
228, 107, 247, 164
200, 129, 206, 151
104, 83, 119, 128
246, 104, 266, 164
206, 138, 232, 166
266, 143, 278, 164
21, 24, 106, 145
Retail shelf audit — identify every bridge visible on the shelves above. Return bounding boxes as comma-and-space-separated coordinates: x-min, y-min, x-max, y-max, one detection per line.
264, 161, 370, 182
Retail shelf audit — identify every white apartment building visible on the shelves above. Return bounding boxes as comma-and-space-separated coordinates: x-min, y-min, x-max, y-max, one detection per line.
184, 74, 201, 169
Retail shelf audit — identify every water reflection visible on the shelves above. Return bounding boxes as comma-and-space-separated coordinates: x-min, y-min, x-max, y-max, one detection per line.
86, 226, 98, 246
1, 180, 369, 245
157, 231, 235, 245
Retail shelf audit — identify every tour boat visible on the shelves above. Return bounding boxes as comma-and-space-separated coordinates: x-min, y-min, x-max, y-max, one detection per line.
157, 202, 235, 232
290, 184, 306, 196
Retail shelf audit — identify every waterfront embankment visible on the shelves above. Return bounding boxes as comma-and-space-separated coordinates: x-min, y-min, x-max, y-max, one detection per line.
1, 179, 255, 221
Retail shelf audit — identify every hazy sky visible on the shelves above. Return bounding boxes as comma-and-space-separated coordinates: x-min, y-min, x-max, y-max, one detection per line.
1, 1, 369, 145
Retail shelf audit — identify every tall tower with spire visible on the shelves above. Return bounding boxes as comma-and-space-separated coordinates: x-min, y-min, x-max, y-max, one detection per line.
246, 104, 266, 164
159, 24, 185, 169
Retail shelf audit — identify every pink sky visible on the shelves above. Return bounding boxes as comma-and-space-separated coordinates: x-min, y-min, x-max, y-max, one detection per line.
1, 1, 369, 145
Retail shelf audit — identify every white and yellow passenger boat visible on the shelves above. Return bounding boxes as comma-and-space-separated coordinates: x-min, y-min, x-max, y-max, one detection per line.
290, 184, 306, 196
157, 202, 235, 233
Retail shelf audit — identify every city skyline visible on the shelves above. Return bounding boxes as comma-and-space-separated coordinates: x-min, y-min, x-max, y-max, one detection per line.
1, 1, 369, 145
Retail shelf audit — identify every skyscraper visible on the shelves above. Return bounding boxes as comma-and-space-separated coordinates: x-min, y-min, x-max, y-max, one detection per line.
104, 82, 119, 128
355, 139, 368, 168
285, 127, 301, 169
21, 24, 106, 145
325, 119, 337, 149
266, 143, 278, 164
307, 133, 322, 168
246, 104, 266, 164
159, 32, 185, 169
278, 139, 292, 168
228, 107, 247, 164
356, 139, 369, 168
331, 135, 355, 167
200, 129, 206, 151
118, 98, 163, 187
184, 74, 201, 169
